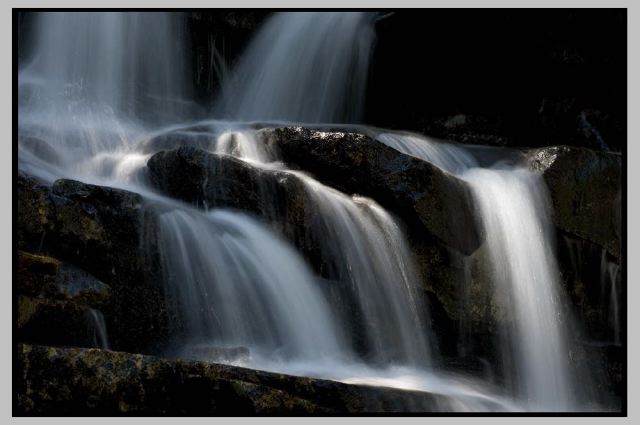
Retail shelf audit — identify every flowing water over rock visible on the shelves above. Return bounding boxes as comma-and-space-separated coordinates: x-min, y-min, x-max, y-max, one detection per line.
376, 132, 583, 410
155, 206, 347, 362
16, 11, 616, 412
86, 308, 110, 350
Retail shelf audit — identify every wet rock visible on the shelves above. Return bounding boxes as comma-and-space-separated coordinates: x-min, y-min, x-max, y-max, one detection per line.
528, 145, 622, 260
556, 232, 622, 343
145, 140, 494, 361
49, 178, 145, 276
17, 296, 106, 349
258, 127, 482, 254
146, 146, 325, 274
414, 239, 505, 365
570, 342, 622, 407
18, 250, 111, 308
17, 344, 473, 415
17, 173, 171, 355
147, 146, 283, 214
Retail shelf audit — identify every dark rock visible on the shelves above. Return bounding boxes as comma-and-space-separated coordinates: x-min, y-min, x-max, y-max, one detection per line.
258, 127, 482, 255
528, 145, 622, 260
145, 138, 494, 362
570, 342, 622, 407
556, 232, 622, 344
414, 240, 505, 367
17, 296, 106, 349
49, 178, 145, 276
146, 146, 326, 274
16, 344, 494, 415
17, 173, 171, 355
420, 114, 512, 148
18, 250, 112, 308
17, 172, 57, 251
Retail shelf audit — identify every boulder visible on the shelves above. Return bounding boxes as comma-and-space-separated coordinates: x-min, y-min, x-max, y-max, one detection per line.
528, 145, 622, 260
16, 344, 504, 414
257, 127, 482, 254
146, 146, 327, 275
17, 296, 107, 349
18, 250, 111, 308
17, 173, 171, 354
145, 141, 491, 360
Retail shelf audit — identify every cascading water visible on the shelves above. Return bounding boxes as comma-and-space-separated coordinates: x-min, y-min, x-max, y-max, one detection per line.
16, 10, 612, 412
213, 12, 376, 123
376, 132, 581, 410
285, 173, 433, 366
19, 11, 441, 392
86, 308, 110, 350
18, 11, 196, 183
155, 206, 347, 363
205, 131, 433, 366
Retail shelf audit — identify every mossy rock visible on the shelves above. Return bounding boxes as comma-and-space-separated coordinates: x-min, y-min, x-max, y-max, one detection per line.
528, 145, 621, 261
18, 250, 112, 308
17, 344, 502, 415
17, 173, 173, 355
17, 296, 107, 349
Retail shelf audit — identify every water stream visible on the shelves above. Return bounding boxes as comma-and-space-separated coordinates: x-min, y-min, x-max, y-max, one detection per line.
376, 132, 579, 410
17, 11, 614, 412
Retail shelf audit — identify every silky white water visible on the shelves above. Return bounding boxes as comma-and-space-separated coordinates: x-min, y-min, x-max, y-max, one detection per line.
205, 131, 433, 366
15, 10, 605, 412
155, 207, 347, 362
214, 12, 375, 123
376, 132, 580, 410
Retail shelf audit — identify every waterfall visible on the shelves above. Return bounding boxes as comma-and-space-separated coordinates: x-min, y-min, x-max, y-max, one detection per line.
155, 206, 346, 363
18, 12, 195, 182
463, 168, 573, 410
214, 12, 376, 123
202, 129, 434, 365
21, 12, 193, 123
287, 174, 433, 365
17, 10, 612, 412
86, 308, 110, 350
376, 132, 579, 410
